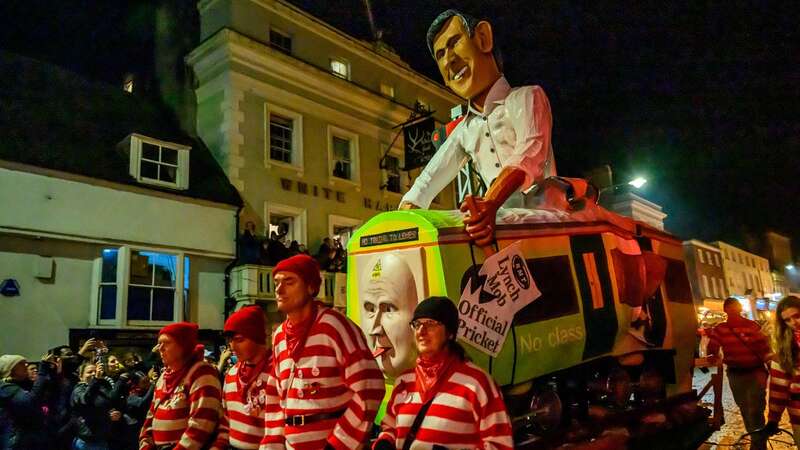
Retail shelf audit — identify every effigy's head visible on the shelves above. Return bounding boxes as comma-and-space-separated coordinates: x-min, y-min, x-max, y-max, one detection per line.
359, 252, 419, 378
427, 9, 502, 101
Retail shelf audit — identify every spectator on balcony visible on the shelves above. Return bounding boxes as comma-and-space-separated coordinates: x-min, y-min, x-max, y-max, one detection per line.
316, 238, 335, 271
265, 232, 289, 266
287, 240, 302, 257
238, 221, 262, 265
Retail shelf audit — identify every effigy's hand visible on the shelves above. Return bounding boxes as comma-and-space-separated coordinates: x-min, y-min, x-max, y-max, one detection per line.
398, 201, 420, 210
460, 195, 499, 247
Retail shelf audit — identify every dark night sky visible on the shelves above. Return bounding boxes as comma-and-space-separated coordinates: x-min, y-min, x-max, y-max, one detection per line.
1, 1, 798, 254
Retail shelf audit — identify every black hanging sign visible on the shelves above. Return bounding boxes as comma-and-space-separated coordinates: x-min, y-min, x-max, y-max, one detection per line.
403, 117, 436, 170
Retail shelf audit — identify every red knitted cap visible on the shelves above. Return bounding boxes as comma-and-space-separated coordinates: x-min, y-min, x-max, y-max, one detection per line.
273, 254, 322, 296
159, 322, 199, 354
224, 306, 267, 344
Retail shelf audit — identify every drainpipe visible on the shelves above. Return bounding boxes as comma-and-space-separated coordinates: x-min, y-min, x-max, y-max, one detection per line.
223, 204, 244, 320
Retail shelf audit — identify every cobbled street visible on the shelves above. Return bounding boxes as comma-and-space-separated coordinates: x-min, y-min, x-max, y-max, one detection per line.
694, 368, 796, 449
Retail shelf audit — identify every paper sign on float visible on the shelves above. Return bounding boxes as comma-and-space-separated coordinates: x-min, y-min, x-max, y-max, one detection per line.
457, 241, 542, 357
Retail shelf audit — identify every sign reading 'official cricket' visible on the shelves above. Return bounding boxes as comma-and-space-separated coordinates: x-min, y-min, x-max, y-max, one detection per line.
457, 242, 542, 357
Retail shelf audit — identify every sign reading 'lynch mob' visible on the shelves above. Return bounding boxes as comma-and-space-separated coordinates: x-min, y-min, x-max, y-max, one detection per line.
457, 242, 542, 357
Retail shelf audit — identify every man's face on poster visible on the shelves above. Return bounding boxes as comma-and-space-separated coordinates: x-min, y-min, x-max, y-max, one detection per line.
360, 254, 419, 378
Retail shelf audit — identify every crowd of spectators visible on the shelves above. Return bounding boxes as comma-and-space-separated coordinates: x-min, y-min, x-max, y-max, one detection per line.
237, 221, 347, 272
0, 338, 157, 450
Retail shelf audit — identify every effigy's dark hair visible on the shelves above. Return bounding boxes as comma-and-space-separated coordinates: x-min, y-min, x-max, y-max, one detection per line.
426, 9, 503, 71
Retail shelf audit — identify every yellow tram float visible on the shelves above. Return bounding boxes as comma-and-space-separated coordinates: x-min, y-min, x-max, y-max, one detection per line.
346, 206, 712, 448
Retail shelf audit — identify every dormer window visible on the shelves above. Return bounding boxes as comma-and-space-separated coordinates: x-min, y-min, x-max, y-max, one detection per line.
124, 134, 190, 189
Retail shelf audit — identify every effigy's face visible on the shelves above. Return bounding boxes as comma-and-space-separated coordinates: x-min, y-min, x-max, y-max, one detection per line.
359, 255, 419, 378
433, 17, 495, 101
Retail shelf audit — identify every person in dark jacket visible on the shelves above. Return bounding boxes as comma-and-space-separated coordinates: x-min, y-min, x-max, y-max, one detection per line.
0, 354, 53, 450
70, 361, 128, 450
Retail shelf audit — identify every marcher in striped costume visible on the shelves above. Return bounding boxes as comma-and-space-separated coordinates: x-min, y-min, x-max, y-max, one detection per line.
259, 254, 385, 450
139, 322, 222, 450
211, 306, 273, 450
373, 296, 513, 450
765, 296, 800, 447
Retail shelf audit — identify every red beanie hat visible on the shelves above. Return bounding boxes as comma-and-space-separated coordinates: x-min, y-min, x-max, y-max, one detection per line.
159, 322, 199, 355
224, 306, 267, 344
273, 254, 322, 296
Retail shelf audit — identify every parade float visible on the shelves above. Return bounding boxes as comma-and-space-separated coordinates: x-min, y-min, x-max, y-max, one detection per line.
346, 8, 715, 448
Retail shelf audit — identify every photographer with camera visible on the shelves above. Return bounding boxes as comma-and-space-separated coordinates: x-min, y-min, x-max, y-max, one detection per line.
70, 347, 131, 450
0, 353, 56, 450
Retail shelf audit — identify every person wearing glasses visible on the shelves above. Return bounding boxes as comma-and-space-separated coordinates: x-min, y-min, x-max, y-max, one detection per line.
373, 296, 513, 450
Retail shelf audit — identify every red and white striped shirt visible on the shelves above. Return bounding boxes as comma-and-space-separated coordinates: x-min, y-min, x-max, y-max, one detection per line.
211, 355, 272, 450
139, 361, 222, 450
375, 360, 514, 450
768, 360, 800, 424
260, 304, 385, 450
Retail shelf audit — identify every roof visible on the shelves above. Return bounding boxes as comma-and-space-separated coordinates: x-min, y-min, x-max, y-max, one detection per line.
0, 51, 242, 207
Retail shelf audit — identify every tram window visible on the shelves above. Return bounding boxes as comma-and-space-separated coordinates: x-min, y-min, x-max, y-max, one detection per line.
516, 256, 580, 324
664, 258, 692, 303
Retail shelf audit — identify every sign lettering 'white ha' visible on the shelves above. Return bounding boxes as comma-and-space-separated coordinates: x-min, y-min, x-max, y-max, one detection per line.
457, 242, 542, 357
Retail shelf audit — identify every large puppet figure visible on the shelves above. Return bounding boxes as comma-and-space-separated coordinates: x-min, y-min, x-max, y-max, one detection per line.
399, 9, 556, 246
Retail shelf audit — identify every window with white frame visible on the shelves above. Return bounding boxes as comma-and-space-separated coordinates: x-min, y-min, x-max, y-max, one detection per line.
265, 104, 303, 170
269, 114, 293, 163
383, 154, 402, 193
127, 134, 190, 189
94, 247, 188, 326
380, 83, 395, 98
329, 215, 362, 248
332, 137, 351, 179
330, 58, 349, 80
269, 28, 292, 54
328, 126, 359, 184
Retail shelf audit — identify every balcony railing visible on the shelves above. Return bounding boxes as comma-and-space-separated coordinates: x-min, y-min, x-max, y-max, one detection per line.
230, 264, 345, 307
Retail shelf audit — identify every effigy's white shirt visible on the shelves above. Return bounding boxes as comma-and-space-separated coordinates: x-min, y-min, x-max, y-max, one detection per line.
402, 76, 556, 209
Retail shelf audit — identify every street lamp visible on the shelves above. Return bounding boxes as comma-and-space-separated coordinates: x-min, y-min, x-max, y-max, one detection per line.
597, 176, 648, 202
628, 177, 648, 189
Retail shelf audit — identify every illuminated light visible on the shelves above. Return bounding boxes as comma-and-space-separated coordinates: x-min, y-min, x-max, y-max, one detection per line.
786, 264, 796, 270
628, 177, 647, 189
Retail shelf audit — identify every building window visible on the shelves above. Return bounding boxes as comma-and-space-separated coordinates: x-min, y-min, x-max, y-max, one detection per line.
265, 104, 303, 170
98, 249, 119, 320
702, 275, 710, 298
329, 215, 362, 248
697, 249, 705, 264
266, 203, 307, 249
327, 125, 359, 184
384, 154, 402, 193
269, 114, 293, 163
126, 134, 190, 189
718, 278, 726, 298
330, 58, 349, 80
269, 28, 292, 54
332, 136, 352, 179
714, 254, 721, 267
380, 83, 395, 98
94, 247, 188, 326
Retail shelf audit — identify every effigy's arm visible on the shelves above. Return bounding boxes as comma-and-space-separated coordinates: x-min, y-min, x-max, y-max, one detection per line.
400, 124, 469, 210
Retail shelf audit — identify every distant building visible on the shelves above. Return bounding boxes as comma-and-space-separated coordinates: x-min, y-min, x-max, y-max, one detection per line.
683, 240, 727, 310
0, 52, 241, 357
714, 241, 773, 300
